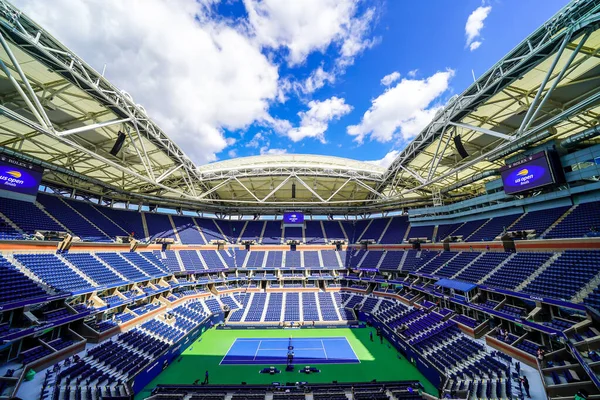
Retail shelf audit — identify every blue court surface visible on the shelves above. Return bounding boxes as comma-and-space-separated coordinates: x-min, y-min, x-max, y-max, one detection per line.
220, 337, 360, 365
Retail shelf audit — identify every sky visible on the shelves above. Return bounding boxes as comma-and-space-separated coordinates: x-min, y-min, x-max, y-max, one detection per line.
15, 0, 569, 168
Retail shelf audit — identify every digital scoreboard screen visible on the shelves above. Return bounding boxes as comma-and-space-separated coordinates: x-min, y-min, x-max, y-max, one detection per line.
0, 155, 44, 202
283, 212, 304, 224
501, 151, 561, 195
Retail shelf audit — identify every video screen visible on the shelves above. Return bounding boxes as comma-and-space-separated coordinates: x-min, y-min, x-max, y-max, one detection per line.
501, 151, 557, 195
0, 156, 44, 201
283, 212, 304, 224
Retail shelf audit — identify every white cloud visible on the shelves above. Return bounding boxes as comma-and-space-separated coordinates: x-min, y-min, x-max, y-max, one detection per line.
469, 41, 482, 51
246, 132, 266, 148
244, 0, 377, 66
407, 69, 418, 78
15, 0, 282, 165
380, 71, 400, 86
366, 150, 399, 168
287, 97, 352, 143
300, 66, 336, 94
465, 5, 491, 50
228, 149, 238, 158
347, 70, 454, 143
260, 147, 287, 155
337, 8, 379, 68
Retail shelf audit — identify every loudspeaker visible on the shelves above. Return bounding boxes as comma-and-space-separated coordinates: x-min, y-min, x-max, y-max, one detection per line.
109, 131, 127, 156
501, 234, 516, 252
291, 183, 296, 199
453, 134, 469, 159
443, 238, 451, 251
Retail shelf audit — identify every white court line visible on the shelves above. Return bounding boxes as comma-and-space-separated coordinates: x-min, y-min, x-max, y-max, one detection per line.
219, 338, 240, 366
252, 339, 262, 361
321, 339, 328, 360
343, 338, 361, 364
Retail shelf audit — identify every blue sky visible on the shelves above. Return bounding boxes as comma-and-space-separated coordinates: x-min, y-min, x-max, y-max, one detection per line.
16, 0, 569, 167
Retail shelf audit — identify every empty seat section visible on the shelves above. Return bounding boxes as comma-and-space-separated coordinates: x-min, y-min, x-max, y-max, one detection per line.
322, 221, 346, 242
0, 198, 62, 236
170, 215, 205, 244
264, 251, 282, 268
525, 251, 600, 300
468, 214, 521, 241
178, 250, 205, 271
400, 250, 438, 272
343, 220, 370, 243
233, 250, 249, 267
200, 250, 226, 269
511, 206, 570, 237
245, 251, 265, 268
359, 251, 384, 269
406, 225, 434, 241
264, 293, 283, 322
304, 221, 325, 244
95, 207, 146, 240
285, 251, 301, 268
302, 292, 319, 321
0, 254, 49, 305
195, 218, 225, 242
318, 293, 340, 321
283, 293, 300, 321
218, 250, 237, 268
121, 252, 168, 277
416, 252, 458, 275
66, 200, 127, 238
240, 221, 264, 242
144, 213, 177, 241
215, 220, 238, 243
484, 252, 552, 289
435, 252, 480, 278
379, 217, 409, 244
378, 251, 404, 271
96, 253, 149, 281
434, 223, 463, 241
63, 253, 127, 286
0, 216, 20, 240
450, 219, 487, 241
262, 221, 282, 244
14, 253, 93, 292
244, 293, 266, 322
545, 201, 600, 239
585, 282, 600, 310
320, 251, 340, 268
455, 252, 511, 283
360, 218, 389, 242
37, 194, 109, 241
346, 249, 366, 269
284, 226, 303, 242
303, 251, 320, 268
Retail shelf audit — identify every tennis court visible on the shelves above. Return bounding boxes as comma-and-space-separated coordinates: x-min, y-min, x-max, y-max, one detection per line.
220, 337, 360, 365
